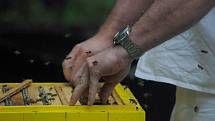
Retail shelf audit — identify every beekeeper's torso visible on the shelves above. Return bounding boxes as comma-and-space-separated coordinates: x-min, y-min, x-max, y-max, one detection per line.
135, 7, 215, 94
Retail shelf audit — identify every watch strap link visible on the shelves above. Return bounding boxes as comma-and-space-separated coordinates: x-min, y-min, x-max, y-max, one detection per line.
119, 37, 143, 59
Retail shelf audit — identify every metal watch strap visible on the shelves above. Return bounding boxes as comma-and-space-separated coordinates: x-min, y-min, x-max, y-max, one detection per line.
118, 37, 143, 59
113, 26, 144, 59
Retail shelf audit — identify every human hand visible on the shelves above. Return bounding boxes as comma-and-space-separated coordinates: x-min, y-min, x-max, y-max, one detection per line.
62, 35, 112, 85
69, 46, 133, 105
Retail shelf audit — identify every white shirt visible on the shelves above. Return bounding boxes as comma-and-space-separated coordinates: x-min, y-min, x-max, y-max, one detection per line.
135, 7, 215, 94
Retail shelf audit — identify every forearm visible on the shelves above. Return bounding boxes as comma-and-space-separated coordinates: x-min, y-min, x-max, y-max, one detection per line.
96, 0, 154, 39
130, 0, 215, 52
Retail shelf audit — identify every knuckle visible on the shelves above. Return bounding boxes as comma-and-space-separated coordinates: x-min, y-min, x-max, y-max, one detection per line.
62, 60, 67, 67
72, 44, 82, 53
78, 45, 86, 52
73, 75, 86, 85
87, 58, 102, 77
77, 45, 89, 54
62, 61, 70, 68
86, 58, 94, 68
75, 43, 81, 48
79, 82, 88, 89
86, 57, 98, 67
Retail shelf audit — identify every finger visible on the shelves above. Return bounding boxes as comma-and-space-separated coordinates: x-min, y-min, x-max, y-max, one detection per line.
66, 44, 81, 63
70, 50, 89, 81
62, 65, 72, 81
79, 88, 89, 105
72, 51, 88, 70
66, 52, 88, 85
88, 67, 100, 105
63, 44, 81, 69
99, 69, 129, 104
99, 82, 117, 104
64, 44, 89, 81
86, 53, 121, 77
62, 45, 80, 81
69, 84, 87, 105
62, 59, 73, 81
86, 55, 115, 105
69, 63, 89, 105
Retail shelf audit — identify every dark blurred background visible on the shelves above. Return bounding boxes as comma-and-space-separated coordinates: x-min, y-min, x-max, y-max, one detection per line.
0, 1, 175, 121
0, 0, 114, 82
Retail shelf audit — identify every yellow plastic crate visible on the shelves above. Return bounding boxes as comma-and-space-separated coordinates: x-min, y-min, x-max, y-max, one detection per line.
0, 80, 145, 121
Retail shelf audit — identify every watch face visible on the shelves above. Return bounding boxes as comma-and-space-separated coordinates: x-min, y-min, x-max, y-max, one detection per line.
113, 26, 142, 59
113, 26, 130, 45
113, 32, 120, 45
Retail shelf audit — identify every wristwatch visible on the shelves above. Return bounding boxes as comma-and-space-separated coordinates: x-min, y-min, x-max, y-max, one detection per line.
113, 26, 143, 59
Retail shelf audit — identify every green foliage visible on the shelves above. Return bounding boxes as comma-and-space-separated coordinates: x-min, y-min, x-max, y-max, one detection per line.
0, 0, 115, 30
64, 0, 115, 27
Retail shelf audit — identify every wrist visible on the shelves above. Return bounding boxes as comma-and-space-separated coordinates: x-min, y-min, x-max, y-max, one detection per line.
114, 46, 134, 62
96, 21, 124, 41
91, 34, 112, 47
129, 28, 146, 52
113, 26, 144, 59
